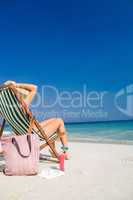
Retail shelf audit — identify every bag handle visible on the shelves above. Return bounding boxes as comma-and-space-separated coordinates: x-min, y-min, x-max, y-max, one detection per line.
12, 135, 31, 158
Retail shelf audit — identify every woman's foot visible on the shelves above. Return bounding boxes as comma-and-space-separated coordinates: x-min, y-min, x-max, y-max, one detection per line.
63, 152, 70, 160
60, 146, 70, 160
49, 149, 70, 160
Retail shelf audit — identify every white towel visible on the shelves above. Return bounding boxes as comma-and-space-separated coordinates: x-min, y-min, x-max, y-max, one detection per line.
39, 167, 65, 179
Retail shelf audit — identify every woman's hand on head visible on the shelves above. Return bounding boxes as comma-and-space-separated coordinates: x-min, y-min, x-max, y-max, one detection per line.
4, 81, 17, 87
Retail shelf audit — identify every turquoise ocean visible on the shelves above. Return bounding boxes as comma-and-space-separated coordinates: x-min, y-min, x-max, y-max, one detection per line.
4, 120, 133, 144
66, 120, 133, 144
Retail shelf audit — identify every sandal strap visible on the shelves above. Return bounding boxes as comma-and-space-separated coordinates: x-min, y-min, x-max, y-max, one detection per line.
61, 146, 69, 152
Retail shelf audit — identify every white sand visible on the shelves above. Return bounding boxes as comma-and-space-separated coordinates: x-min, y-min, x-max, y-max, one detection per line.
0, 142, 133, 200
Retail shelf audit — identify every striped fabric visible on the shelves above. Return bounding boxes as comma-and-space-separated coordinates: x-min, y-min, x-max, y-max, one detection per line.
0, 88, 31, 135
0, 88, 57, 143
0, 87, 58, 142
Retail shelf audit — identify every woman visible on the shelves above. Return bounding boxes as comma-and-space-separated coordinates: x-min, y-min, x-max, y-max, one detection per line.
4, 81, 69, 159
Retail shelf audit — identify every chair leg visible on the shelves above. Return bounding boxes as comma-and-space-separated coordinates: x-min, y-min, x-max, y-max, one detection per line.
40, 140, 60, 159
40, 143, 48, 150
39, 155, 59, 163
34, 120, 60, 160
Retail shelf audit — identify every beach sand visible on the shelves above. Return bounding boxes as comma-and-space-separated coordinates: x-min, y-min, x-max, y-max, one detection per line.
0, 142, 133, 200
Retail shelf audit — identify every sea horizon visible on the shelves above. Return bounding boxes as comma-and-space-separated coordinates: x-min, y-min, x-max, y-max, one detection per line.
65, 119, 133, 125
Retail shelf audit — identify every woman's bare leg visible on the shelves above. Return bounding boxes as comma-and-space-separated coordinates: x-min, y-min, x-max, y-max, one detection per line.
39, 118, 69, 158
39, 118, 68, 147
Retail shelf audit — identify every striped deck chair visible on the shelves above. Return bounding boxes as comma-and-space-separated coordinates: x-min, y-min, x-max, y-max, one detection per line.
0, 84, 60, 162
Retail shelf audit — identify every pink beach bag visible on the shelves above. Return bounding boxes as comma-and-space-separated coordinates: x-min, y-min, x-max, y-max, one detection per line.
1, 134, 39, 176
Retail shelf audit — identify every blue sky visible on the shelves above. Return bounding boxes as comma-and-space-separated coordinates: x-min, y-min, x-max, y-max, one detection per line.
0, 0, 133, 122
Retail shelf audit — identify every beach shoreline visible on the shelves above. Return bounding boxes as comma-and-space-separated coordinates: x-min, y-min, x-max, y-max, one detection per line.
69, 137, 133, 145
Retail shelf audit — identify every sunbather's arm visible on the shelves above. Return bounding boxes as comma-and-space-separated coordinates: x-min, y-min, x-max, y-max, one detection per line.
4, 81, 38, 105
16, 83, 37, 105
16, 83, 37, 92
